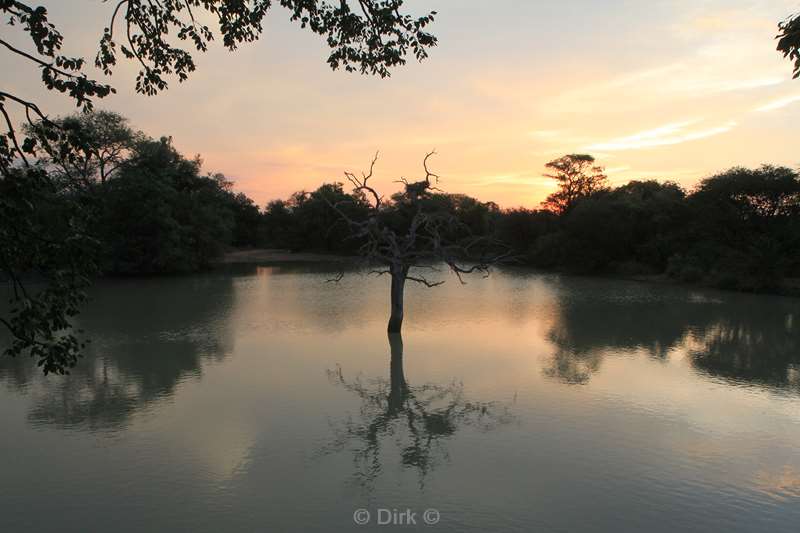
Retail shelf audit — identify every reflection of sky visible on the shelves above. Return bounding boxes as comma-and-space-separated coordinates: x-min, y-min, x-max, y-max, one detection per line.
1, 267, 799, 531
2, 1, 799, 207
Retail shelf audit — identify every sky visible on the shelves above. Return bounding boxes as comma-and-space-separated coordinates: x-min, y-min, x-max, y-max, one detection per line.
3, 0, 800, 207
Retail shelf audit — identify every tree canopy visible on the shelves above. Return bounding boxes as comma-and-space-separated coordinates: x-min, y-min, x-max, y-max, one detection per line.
24, 110, 142, 186
541, 154, 609, 214
778, 12, 800, 78
1, 1, 439, 374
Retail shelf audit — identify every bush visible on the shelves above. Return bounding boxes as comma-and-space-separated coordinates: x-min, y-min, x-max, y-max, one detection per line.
98, 138, 234, 274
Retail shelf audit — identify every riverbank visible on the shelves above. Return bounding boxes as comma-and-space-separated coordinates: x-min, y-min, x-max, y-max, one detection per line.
621, 273, 800, 298
216, 248, 355, 264
217, 249, 800, 297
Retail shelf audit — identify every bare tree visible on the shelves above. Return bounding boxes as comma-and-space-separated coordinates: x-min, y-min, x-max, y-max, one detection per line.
328, 152, 509, 333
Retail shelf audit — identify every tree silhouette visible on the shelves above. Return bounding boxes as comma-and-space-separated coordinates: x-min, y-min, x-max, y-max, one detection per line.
778, 12, 800, 78
25, 110, 143, 186
541, 154, 609, 214
328, 152, 508, 333
1, 0, 439, 374
2, 1, 438, 163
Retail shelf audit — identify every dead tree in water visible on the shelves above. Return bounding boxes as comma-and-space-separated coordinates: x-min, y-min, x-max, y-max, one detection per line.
328, 152, 508, 333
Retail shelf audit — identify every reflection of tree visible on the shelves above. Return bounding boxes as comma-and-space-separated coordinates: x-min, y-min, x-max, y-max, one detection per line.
24, 338, 226, 431
542, 289, 690, 384
325, 333, 513, 487
543, 347, 603, 385
0, 274, 235, 431
0, 325, 37, 390
542, 282, 800, 393
690, 312, 800, 392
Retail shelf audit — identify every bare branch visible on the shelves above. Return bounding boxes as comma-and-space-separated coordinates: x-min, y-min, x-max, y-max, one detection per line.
0, 103, 29, 167
345, 151, 383, 209
422, 149, 439, 184
406, 275, 444, 288
329, 151, 509, 288
0, 39, 83, 81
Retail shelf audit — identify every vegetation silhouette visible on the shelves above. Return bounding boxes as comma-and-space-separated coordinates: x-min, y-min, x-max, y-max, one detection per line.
263, 156, 799, 294
24, 110, 143, 185
1, 112, 265, 373
2, 4, 798, 375
326, 152, 509, 333
541, 154, 609, 215
323, 333, 514, 489
778, 11, 800, 78
3, 109, 798, 375
1, 0, 438, 374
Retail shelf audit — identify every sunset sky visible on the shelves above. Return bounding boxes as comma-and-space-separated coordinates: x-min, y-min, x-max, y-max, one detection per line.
4, 0, 800, 207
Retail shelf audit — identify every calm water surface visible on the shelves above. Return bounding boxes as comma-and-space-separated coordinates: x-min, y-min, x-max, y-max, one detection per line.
1, 265, 799, 532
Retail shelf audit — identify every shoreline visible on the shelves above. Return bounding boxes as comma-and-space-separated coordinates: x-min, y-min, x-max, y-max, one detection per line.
216, 248, 799, 298
616, 273, 800, 298
215, 248, 356, 265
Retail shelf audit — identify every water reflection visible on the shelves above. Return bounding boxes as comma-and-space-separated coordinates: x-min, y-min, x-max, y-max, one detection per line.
754, 466, 800, 502
248, 263, 376, 334
543, 283, 799, 393
324, 333, 514, 488
690, 309, 799, 392
1, 267, 799, 532
0, 273, 236, 431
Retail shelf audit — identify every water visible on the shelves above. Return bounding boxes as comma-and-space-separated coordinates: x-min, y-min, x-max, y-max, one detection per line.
1, 265, 799, 532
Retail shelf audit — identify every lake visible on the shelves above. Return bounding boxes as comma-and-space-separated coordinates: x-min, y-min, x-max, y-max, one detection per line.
1, 264, 799, 532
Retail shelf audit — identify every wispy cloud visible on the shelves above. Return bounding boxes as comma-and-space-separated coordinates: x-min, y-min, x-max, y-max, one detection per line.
754, 94, 800, 112
585, 120, 737, 151
602, 63, 783, 95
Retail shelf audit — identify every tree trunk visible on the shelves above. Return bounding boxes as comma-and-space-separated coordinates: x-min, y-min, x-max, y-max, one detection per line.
387, 332, 407, 415
387, 264, 408, 333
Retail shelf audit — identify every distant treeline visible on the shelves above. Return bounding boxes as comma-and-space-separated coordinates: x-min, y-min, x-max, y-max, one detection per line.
25, 112, 799, 292
11, 111, 263, 276
259, 165, 800, 292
